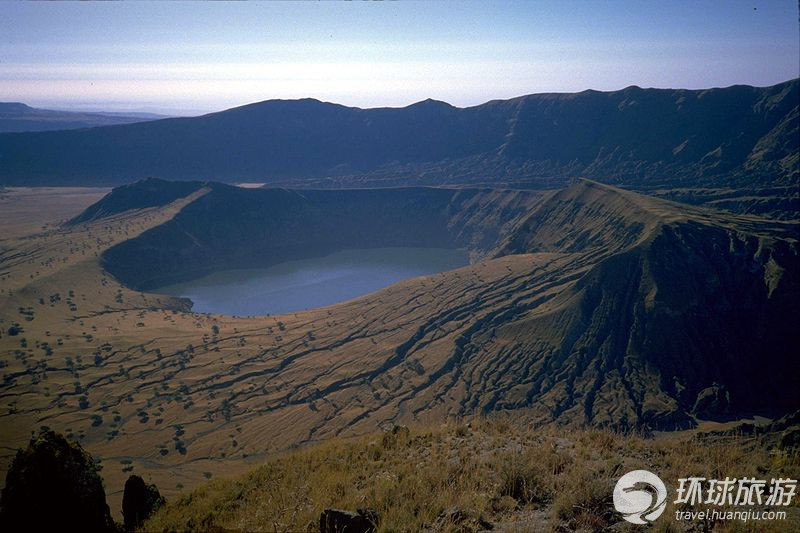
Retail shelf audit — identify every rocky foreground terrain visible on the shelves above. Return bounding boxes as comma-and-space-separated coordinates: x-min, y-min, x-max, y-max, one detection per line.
142, 417, 800, 532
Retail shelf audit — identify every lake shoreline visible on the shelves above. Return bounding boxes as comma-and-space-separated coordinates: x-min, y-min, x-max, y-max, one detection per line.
155, 247, 469, 316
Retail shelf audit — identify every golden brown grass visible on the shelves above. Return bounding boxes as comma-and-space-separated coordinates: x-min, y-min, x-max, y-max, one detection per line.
0, 186, 109, 239
0, 184, 561, 519
2, 184, 796, 528
143, 419, 800, 532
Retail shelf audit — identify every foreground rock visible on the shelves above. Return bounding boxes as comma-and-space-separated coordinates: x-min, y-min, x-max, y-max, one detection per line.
319, 508, 379, 533
122, 474, 165, 531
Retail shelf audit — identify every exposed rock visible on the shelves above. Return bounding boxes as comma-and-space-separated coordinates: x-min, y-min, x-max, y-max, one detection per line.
693, 384, 732, 420
122, 474, 165, 531
779, 428, 800, 450
774, 412, 800, 450
390, 424, 410, 438
771, 410, 800, 431
379, 424, 412, 449
0, 429, 115, 532
319, 508, 378, 533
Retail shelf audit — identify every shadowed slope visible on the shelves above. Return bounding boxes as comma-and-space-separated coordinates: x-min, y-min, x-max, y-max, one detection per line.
99, 184, 550, 290
0, 81, 796, 190
480, 181, 800, 427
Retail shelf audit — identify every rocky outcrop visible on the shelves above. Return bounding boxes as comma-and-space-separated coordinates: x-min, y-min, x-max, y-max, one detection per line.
319, 508, 378, 533
122, 475, 165, 531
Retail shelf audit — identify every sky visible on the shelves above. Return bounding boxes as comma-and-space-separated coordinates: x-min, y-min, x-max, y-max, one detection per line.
1, 1, 798, 115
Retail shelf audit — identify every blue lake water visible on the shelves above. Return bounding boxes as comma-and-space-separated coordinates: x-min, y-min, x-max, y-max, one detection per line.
156, 247, 469, 316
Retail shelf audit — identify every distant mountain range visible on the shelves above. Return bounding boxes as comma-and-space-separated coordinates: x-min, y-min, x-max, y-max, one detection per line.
0, 80, 796, 190
0, 102, 167, 133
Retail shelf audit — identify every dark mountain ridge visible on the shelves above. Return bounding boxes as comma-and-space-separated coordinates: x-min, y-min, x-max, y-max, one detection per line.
1, 80, 796, 191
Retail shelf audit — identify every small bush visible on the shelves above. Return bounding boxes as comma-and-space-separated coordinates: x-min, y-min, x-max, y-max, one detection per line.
497, 457, 551, 505
553, 472, 614, 529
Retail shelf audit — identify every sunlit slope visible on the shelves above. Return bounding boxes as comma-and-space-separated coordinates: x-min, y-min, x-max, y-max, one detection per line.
144, 421, 800, 533
0, 179, 796, 512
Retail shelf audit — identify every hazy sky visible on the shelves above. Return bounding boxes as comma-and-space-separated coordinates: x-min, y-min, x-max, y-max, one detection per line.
1, 1, 798, 115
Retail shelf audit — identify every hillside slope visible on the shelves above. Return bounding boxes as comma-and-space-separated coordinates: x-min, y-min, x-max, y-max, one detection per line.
143, 421, 800, 532
492, 183, 799, 427
91, 179, 800, 431
0, 81, 796, 190
0, 179, 797, 512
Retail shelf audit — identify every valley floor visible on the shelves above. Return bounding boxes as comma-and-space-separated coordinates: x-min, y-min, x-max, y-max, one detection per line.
0, 186, 110, 239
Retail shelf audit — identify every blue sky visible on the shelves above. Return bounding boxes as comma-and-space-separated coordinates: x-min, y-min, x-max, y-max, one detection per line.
1, 1, 797, 115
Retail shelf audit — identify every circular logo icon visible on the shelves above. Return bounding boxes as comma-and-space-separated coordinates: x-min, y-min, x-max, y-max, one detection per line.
613, 470, 667, 524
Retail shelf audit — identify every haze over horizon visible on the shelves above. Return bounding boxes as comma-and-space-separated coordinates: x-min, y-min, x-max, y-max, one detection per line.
2, 1, 798, 116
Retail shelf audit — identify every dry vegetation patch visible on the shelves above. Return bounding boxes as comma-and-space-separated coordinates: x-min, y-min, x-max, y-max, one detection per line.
144, 420, 800, 532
